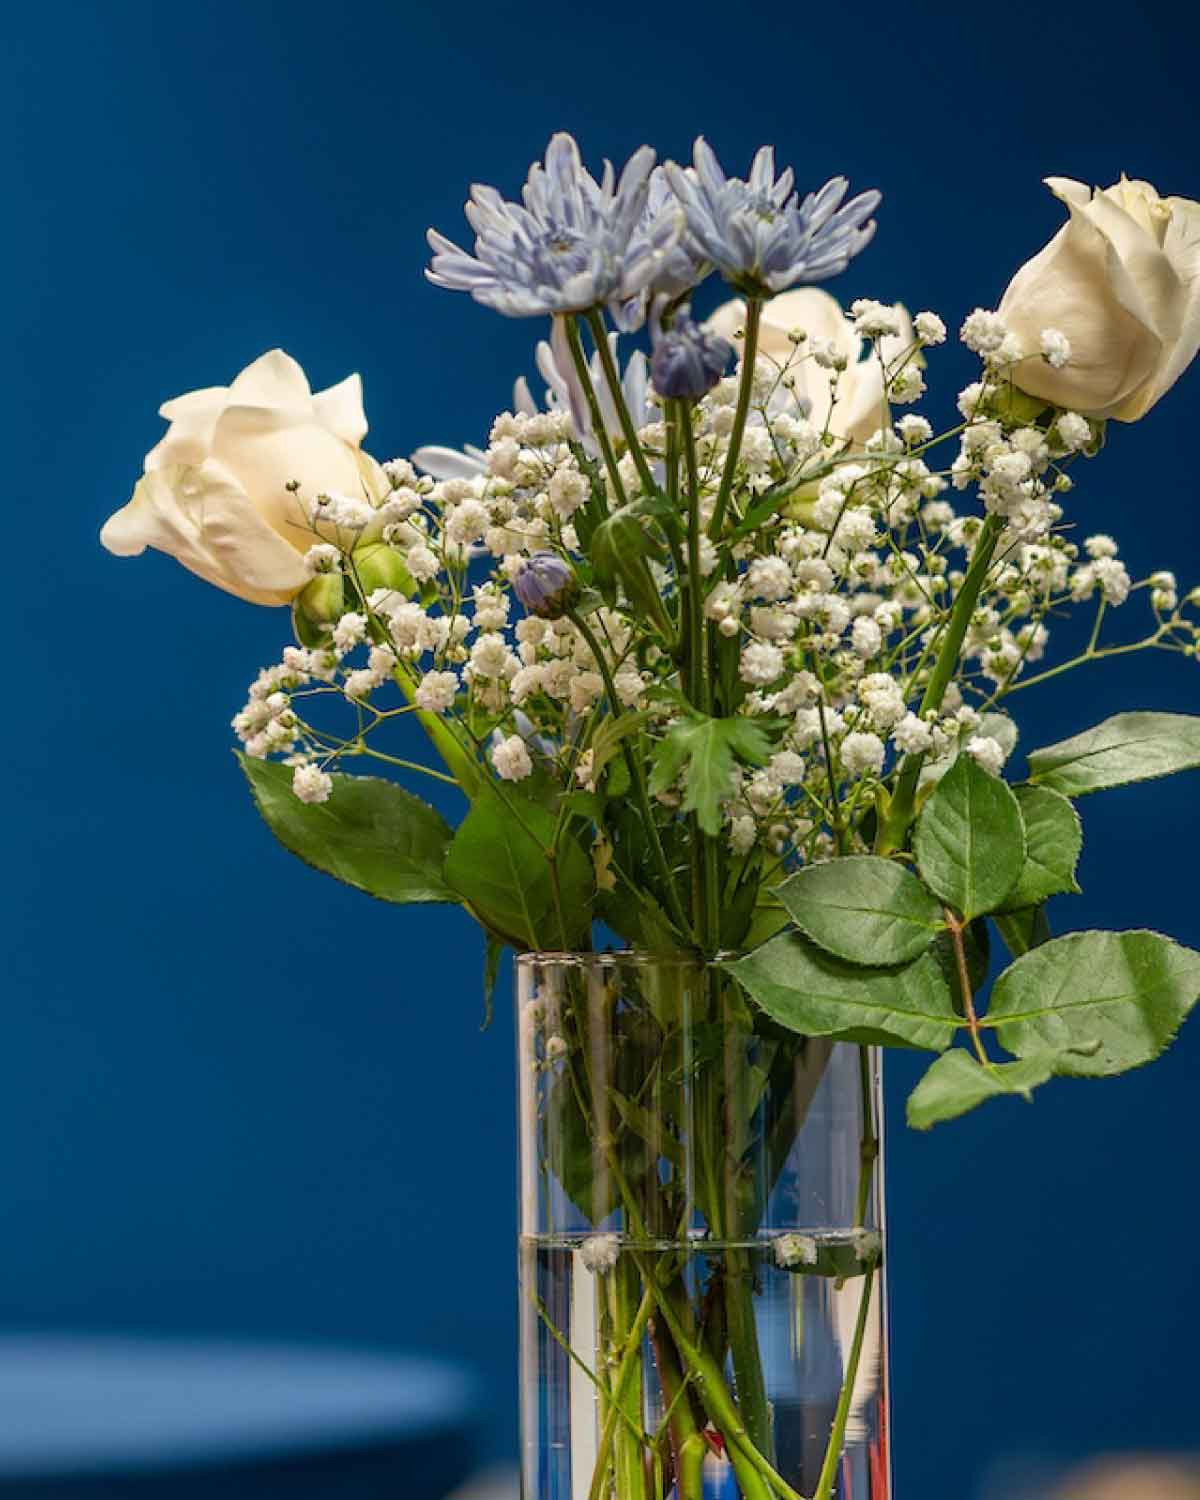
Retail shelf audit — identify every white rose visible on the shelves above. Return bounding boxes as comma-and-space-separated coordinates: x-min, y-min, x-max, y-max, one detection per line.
997, 177, 1200, 421
101, 349, 383, 605
707, 289, 916, 445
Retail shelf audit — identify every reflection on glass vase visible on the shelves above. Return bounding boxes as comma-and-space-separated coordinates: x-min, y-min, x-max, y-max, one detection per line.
517, 953, 890, 1500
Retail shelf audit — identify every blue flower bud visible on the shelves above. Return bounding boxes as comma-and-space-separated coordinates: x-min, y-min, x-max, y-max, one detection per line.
512, 551, 580, 620
650, 311, 733, 401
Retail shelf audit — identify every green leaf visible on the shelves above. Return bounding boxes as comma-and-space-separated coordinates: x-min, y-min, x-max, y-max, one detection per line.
988, 929, 1200, 1076
238, 754, 456, 904
590, 710, 652, 779
481, 934, 504, 1031
544, 1069, 619, 1223
589, 510, 669, 629
994, 904, 1051, 958
726, 933, 960, 1051
906, 1051, 1056, 1130
1026, 711, 1200, 796
913, 755, 1025, 919
444, 792, 592, 951
777, 855, 945, 967
649, 714, 775, 837
1000, 785, 1082, 911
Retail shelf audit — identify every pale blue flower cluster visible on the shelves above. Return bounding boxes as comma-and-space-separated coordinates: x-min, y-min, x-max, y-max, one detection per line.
611, 167, 710, 331
428, 132, 879, 318
664, 138, 880, 296
426, 134, 681, 318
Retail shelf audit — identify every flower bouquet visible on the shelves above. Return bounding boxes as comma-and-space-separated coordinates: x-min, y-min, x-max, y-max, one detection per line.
102, 135, 1200, 1500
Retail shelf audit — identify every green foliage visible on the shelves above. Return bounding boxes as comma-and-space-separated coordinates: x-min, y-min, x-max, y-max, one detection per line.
649, 713, 776, 836
726, 934, 960, 1051
777, 855, 945, 967
589, 710, 652, 781
932, 917, 990, 1015
913, 755, 1025, 918
238, 754, 456, 905
1027, 711, 1200, 796
906, 1051, 1055, 1130
589, 509, 670, 632
1000, 785, 1082, 911
994, 904, 1051, 958
988, 929, 1200, 1076
444, 792, 592, 951
482, 934, 504, 1031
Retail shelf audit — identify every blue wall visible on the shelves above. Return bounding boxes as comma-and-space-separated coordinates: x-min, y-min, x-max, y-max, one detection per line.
5, 0, 1199, 1489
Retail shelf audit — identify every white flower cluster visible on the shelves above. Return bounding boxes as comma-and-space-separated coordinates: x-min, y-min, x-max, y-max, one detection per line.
227, 300, 1199, 859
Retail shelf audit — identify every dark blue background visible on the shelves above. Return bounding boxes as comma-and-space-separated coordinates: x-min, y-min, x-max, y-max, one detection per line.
5, 0, 1199, 1490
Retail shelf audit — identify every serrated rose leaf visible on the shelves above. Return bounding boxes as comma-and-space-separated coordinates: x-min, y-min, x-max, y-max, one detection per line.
1000, 785, 1082, 911
726, 933, 959, 1051
1026, 712, 1200, 796
777, 855, 944, 967
914, 755, 1025, 918
987, 929, 1200, 1076
906, 1051, 1055, 1130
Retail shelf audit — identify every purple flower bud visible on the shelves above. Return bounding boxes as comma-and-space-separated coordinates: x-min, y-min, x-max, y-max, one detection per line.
512, 551, 581, 620
650, 311, 733, 401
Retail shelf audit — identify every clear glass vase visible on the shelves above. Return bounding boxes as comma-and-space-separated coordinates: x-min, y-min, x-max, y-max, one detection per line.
517, 953, 890, 1500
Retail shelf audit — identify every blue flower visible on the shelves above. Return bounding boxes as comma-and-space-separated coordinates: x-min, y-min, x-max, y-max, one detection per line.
650, 309, 732, 400
611, 168, 711, 331
426, 134, 683, 318
512, 551, 580, 620
664, 139, 880, 297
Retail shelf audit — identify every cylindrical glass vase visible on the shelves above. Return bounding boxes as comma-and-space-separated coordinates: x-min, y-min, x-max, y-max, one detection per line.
517, 952, 890, 1500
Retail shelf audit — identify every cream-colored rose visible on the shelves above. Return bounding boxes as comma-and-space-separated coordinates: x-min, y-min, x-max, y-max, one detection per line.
707, 289, 915, 446
101, 349, 382, 605
998, 177, 1200, 421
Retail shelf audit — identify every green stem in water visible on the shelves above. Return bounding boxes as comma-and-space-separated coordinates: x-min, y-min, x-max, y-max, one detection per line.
875, 511, 1005, 854
811, 1268, 878, 1500
644, 1273, 798, 1500
724, 1249, 774, 1466
648, 1316, 707, 1500
587, 1290, 656, 1500
611, 1258, 650, 1500
709, 297, 763, 540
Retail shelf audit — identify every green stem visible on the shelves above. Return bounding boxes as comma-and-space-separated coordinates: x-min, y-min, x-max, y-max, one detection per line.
724, 1250, 773, 1465
585, 309, 659, 497
875, 512, 1005, 854
587, 1288, 656, 1500
567, 609, 692, 941
388, 664, 483, 798
998, 626, 1171, 696
709, 298, 762, 540
648, 1317, 706, 1500
565, 315, 623, 510
854, 1046, 879, 1230
643, 1271, 799, 1500
811, 1268, 877, 1500
680, 400, 721, 954
612, 1258, 650, 1500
